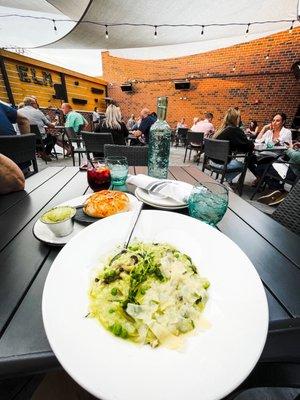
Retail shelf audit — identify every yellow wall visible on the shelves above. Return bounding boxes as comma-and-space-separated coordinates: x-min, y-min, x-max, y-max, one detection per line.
0, 50, 107, 111
0, 68, 9, 103
65, 75, 106, 111
4, 59, 62, 108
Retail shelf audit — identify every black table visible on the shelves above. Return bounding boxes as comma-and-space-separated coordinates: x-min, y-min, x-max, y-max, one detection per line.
0, 166, 299, 398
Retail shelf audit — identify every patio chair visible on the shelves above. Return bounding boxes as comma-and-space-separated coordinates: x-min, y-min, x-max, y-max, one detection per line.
202, 138, 248, 196
104, 144, 148, 166
82, 131, 113, 159
271, 179, 300, 235
250, 155, 299, 200
177, 128, 189, 147
0, 134, 38, 174
64, 127, 86, 166
183, 131, 204, 163
30, 124, 57, 162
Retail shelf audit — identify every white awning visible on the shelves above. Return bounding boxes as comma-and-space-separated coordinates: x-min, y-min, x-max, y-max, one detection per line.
39, 0, 299, 49
0, 0, 299, 67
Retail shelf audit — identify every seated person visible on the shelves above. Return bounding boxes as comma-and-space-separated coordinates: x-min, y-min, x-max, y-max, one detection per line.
21, 96, 56, 161
211, 107, 254, 183
95, 104, 129, 145
245, 120, 259, 139
131, 108, 156, 145
190, 117, 200, 132
92, 106, 100, 126
176, 117, 187, 131
61, 103, 88, 134
131, 117, 141, 131
0, 154, 25, 194
249, 113, 292, 185
0, 101, 30, 136
255, 142, 300, 205
126, 114, 136, 130
193, 112, 215, 138
174, 117, 188, 146
255, 113, 292, 145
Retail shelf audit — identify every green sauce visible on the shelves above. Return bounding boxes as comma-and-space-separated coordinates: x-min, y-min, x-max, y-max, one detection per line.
41, 206, 76, 224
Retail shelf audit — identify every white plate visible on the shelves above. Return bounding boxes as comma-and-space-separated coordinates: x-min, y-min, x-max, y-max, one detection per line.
42, 210, 268, 400
33, 193, 140, 246
135, 187, 187, 209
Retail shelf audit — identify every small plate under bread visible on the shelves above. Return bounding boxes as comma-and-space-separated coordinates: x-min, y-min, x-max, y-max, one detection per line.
33, 193, 140, 245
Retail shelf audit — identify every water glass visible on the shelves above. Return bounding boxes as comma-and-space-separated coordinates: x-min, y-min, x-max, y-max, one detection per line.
188, 182, 228, 227
87, 158, 111, 192
106, 156, 129, 186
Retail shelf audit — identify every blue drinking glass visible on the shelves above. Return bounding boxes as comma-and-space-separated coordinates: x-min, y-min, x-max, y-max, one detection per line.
105, 156, 129, 186
188, 182, 228, 227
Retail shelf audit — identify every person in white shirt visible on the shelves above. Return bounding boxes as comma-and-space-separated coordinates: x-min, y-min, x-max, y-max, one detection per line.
190, 117, 200, 132
192, 112, 215, 138
176, 117, 188, 131
249, 112, 292, 186
255, 113, 292, 145
92, 107, 100, 124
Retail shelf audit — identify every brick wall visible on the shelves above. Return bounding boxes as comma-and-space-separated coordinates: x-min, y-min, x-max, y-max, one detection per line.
102, 28, 300, 130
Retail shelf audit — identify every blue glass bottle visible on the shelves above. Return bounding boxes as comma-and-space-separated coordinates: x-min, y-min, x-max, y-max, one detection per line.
148, 96, 171, 179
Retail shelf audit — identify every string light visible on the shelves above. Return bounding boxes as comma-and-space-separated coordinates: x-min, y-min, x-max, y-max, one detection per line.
289, 20, 294, 33
265, 51, 270, 60
0, 14, 297, 43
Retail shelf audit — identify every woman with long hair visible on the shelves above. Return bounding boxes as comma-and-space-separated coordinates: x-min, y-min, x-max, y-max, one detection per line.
95, 104, 129, 145
255, 113, 292, 145
211, 107, 254, 183
249, 112, 292, 186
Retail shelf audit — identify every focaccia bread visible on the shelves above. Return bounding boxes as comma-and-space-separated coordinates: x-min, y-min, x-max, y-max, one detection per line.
83, 190, 130, 218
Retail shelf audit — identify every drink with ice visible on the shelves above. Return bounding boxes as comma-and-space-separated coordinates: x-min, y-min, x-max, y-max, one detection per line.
106, 156, 128, 186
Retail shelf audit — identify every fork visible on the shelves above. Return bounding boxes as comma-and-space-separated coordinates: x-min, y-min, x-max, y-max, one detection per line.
145, 181, 169, 198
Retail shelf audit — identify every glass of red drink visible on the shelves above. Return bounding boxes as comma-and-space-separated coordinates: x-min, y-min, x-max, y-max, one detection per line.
87, 158, 111, 192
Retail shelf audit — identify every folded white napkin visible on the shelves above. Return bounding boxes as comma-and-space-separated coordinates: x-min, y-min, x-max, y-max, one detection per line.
126, 174, 193, 203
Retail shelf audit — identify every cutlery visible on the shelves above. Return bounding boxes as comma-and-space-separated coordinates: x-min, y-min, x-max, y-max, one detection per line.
108, 202, 144, 266
145, 181, 170, 198
124, 201, 144, 248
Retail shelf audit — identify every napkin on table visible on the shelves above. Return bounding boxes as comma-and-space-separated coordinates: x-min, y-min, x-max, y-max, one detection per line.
126, 174, 193, 203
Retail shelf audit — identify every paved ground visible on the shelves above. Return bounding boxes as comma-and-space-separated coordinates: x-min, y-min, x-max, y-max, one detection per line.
36, 145, 276, 214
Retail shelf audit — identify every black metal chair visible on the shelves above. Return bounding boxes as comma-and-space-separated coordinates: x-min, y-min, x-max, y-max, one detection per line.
0, 134, 38, 174
183, 131, 204, 163
104, 144, 148, 166
202, 138, 248, 195
82, 132, 113, 159
271, 179, 300, 235
64, 127, 86, 166
177, 128, 189, 147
